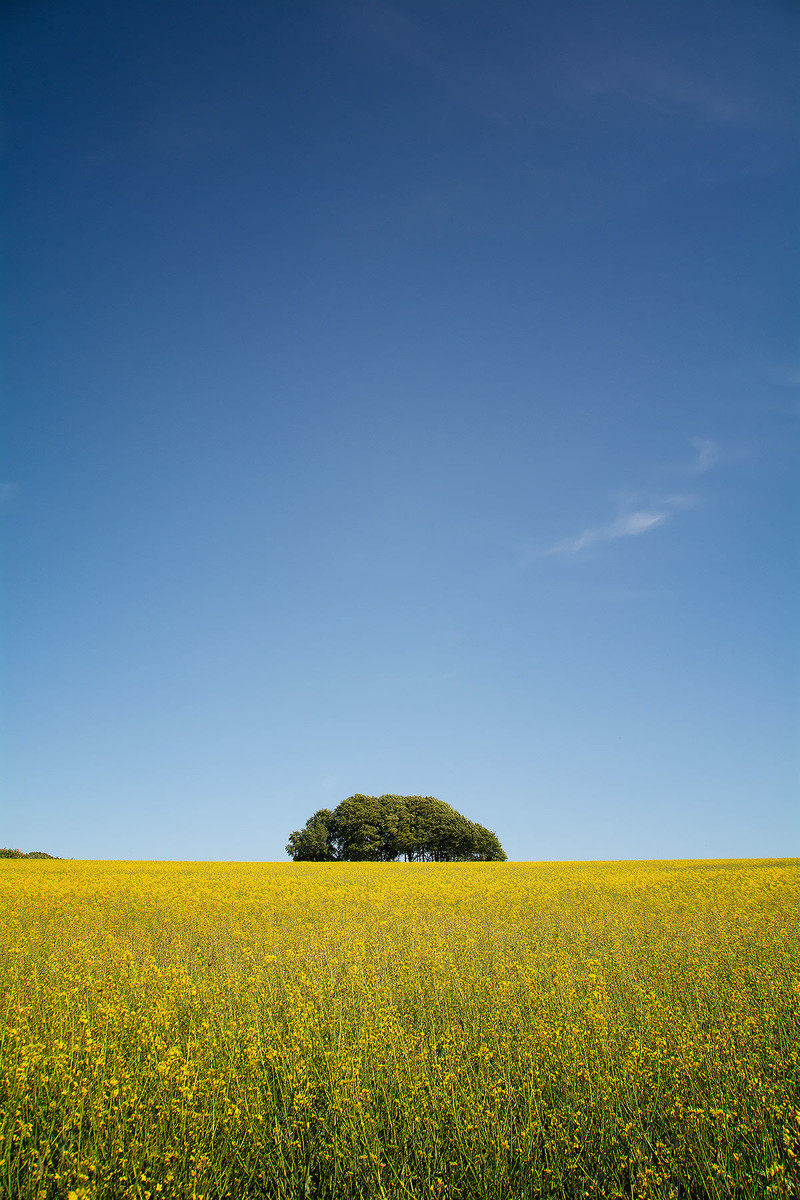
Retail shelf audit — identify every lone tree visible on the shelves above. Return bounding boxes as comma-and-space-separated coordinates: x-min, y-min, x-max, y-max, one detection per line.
287, 795, 506, 862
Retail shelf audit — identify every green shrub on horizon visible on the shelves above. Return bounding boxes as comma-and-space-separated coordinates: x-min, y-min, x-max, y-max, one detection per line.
0, 848, 57, 859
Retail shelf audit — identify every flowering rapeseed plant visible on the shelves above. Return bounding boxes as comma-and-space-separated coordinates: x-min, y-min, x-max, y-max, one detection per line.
1, 859, 798, 1198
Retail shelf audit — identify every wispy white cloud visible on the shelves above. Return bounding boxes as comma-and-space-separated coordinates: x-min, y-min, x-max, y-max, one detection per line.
572, 56, 754, 126
544, 437, 716, 560
689, 437, 720, 473
659, 492, 699, 510
546, 501, 686, 557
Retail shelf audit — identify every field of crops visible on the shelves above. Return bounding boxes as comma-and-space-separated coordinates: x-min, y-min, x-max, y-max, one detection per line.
2, 859, 798, 1199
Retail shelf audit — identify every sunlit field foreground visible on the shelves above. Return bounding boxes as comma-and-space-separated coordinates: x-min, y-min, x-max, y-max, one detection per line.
2, 861, 798, 1199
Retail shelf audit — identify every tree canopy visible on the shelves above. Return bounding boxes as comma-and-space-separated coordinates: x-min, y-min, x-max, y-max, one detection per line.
0, 849, 57, 859
286, 795, 506, 863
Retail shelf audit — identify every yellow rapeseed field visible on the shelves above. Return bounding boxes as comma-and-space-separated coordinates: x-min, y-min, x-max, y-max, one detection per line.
1, 860, 798, 1199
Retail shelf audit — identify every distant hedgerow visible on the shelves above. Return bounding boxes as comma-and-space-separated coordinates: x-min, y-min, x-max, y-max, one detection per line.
0, 848, 57, 859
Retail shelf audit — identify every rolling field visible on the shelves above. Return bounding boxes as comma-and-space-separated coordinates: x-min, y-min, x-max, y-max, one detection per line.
1, 859, 798, 1199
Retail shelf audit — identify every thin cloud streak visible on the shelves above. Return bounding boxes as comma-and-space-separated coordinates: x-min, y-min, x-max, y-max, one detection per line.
546, 507, 669, 557
572, 56, 755, 126
544, 437, 722, 559
690, 437, 719, 473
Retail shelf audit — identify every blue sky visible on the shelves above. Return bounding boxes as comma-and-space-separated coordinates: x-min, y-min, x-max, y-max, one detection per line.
2, 0, 797, 860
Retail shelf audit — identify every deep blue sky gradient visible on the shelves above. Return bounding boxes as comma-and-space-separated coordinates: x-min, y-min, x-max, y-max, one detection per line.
2, 0, 797, 859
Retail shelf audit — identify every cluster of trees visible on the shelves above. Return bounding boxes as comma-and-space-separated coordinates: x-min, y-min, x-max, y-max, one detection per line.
0, 848, 56, 859
287, 794, 506, 863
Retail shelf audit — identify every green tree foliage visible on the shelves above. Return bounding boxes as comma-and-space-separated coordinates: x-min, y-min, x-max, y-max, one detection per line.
284, 810, 336, 861
286, 796, 506, 863
0, 849, 57, 858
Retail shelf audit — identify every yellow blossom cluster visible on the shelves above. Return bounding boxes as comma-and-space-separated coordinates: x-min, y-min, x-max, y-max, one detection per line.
1, 858, 798, 1198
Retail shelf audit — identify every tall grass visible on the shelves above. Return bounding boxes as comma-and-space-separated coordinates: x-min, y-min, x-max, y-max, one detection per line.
1, 860, 798, 1198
